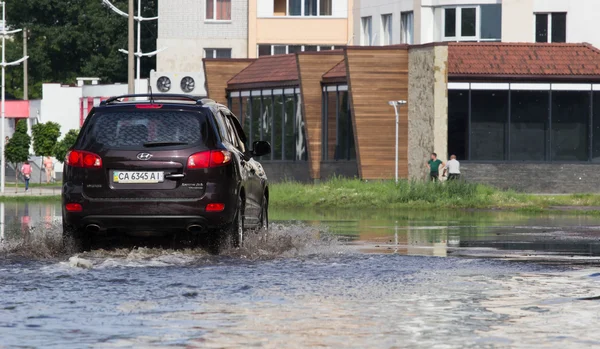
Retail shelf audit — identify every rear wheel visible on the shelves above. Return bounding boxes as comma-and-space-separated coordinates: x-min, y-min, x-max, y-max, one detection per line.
62, 222, 91, 253
258, 194, 268, 232
208, 196, 244, 254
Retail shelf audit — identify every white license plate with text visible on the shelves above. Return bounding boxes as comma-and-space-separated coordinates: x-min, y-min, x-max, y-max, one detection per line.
113, 171, 164, 184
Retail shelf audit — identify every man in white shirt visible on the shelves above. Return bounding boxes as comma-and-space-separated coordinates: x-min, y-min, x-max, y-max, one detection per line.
443, 155, 460, 181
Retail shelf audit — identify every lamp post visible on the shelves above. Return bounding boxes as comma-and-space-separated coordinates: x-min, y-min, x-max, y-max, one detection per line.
388, 100, 407, 184
102, 0, 165, 90
0, 2, 28, 194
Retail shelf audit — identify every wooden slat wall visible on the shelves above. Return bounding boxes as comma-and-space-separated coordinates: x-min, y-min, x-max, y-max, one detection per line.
203, 59, 254, 104
297, 53, 345, 180
346, 48, 409, 180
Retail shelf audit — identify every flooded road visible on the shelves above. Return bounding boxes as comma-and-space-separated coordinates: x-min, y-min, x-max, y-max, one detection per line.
2, 203, 600, 348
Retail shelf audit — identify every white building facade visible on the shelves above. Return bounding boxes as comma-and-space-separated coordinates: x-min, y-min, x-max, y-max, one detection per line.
155, 0, 249, 97
354, 0, 600, 48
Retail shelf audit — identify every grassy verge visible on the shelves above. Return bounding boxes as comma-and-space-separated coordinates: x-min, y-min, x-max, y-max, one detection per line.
269, 178, 600, 212
0, 195, 61, 202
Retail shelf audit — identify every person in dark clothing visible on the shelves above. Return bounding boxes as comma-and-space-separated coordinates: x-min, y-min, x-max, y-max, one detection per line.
426, 153, 444, 182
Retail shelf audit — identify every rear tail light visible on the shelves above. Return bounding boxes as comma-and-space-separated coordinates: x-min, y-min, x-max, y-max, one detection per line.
65, 203, 83, 212
206, 203, 225, 212
187, 150, 232, 169
66, 150, 103, 168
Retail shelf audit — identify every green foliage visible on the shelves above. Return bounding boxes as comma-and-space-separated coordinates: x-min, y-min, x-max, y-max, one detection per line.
5, 0, 158, 99
31, 122, 61, 156
53, 129, 79, 163
5, 119, 31, 166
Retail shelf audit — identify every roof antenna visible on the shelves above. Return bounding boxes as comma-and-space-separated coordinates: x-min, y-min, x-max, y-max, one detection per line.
147, 78, 154, 104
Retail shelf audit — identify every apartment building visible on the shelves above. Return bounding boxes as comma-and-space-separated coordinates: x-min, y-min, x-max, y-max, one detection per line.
154, 0, 249, 96
249, 0, 353, 57
354, 0, 600, 48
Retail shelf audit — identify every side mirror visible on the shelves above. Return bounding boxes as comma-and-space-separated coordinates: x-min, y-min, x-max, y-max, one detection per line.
252, 141, 271, 157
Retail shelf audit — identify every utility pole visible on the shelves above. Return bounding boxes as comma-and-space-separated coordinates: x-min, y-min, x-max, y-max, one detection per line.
103, 0, 164, 92
0, 2, 28, 194
128, 0, 134, 93
23, 28, 27, 101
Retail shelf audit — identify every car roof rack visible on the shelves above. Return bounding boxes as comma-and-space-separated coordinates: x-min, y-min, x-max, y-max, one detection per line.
100, 94, 205, 106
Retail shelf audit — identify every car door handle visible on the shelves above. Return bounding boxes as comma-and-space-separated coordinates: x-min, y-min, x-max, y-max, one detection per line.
165, 174, 185, 180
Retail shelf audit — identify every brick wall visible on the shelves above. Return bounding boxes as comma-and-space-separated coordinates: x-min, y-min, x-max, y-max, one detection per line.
461, 163, 600, 193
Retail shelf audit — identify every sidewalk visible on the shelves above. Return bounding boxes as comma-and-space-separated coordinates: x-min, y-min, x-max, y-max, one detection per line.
0, 186, 61, 197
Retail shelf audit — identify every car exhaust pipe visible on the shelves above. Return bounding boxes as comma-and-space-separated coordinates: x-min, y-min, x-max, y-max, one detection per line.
186, 224, 204, 234
85, 224, 101, 233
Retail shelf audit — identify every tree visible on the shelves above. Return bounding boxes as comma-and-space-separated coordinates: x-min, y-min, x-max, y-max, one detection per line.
54, 129, 79, 164
5, 0, 158, 99
5, 119, 31, 191
32, 122, 61, 157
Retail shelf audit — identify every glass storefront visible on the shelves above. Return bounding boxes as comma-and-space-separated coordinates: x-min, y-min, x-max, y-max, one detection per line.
322, 85, 356, 161
229, 88, 307, 161
448, 87, 600, 162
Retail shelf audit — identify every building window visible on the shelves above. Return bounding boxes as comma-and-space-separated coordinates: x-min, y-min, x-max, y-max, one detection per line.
443, 5, 501, 42
381, 14, 392, 45
206, 0, 231, 21
400, 11, 414, 44
278, 0, 332, 16
536, 13, 566, 43
230, 90, 307, 161
322, 87, 356, 161
361, 16, 372, 46
448, 86, 597, 163
204, 48, 232, 58
257, 44, 341, 56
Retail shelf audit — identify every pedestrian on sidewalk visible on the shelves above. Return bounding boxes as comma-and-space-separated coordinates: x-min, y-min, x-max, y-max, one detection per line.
43, 156, 54, 183
443, 155, 461, 181
426, 153, 445, 182
21, 160, 32, 191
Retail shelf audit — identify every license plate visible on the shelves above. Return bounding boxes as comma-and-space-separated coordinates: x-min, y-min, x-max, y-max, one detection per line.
113, 171, 164, 184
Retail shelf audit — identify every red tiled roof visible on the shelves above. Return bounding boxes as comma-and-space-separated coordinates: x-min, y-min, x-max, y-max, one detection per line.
448, 42, 600, 77
228, 54, 299, 89
322, 60, 347, 80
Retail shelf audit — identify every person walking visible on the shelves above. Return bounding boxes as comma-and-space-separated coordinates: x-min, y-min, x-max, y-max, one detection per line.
21, 160, 32, 191
426, 153, 444, 182
443, 155, 461, 181
43, 156, 54, 183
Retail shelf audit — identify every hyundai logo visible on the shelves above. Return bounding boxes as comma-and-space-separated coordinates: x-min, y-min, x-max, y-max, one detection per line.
137, 153, 153, 161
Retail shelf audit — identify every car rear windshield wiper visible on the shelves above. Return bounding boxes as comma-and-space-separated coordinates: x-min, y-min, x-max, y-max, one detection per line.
143, 141, 189, 147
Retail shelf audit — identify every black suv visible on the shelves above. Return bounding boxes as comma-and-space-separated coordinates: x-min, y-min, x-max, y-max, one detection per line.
62, 94, 271, 251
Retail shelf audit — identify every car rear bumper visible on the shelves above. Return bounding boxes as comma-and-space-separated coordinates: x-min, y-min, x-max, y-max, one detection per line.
63, 192, 237, 233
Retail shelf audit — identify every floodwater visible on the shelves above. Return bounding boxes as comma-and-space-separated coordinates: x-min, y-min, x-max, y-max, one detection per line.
2, 203, 600, 348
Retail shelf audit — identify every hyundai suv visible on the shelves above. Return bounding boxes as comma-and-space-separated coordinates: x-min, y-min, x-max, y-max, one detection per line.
62, 94, 271, 251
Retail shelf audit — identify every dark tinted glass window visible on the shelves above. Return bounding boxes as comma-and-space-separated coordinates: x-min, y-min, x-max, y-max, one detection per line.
593, 92, 600, 162
338, 91, 355, 160
510, 91, 549, 161
304, 45, 318, 52
461, 8, 476, 37
471, 90, 508, 160
320, 0, 332, 16
480, 4, 501, 40
448, 90, 468, 160
261, 96, 273, 160
289, 0, 301, 16
444, 8, 456, 37
284, 94, 296, 160
258, 45, 271, 57
88, 111, 208, 149
551, 91, 590, 161
274, 94, 284, 160
535, 14, 548, 42
305, 0, 317, 16
551, 12, 566, 43
251, 96, 261, 145
289, 45, 302, 53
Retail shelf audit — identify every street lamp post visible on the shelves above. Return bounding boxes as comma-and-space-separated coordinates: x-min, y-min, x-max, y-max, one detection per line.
388, 100, 407, 184
102, 0, 165, 89
0, 2, 28, 194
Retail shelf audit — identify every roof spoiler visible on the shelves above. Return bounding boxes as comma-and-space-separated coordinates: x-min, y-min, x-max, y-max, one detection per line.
100, 94, 205, 106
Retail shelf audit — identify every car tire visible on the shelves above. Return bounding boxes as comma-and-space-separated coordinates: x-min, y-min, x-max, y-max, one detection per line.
62, 222, 91, 253
258, 194, 268, 232
208, 196, 244, 254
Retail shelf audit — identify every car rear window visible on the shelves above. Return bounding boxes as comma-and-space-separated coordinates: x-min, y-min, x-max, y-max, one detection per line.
83, 110, 210, 149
